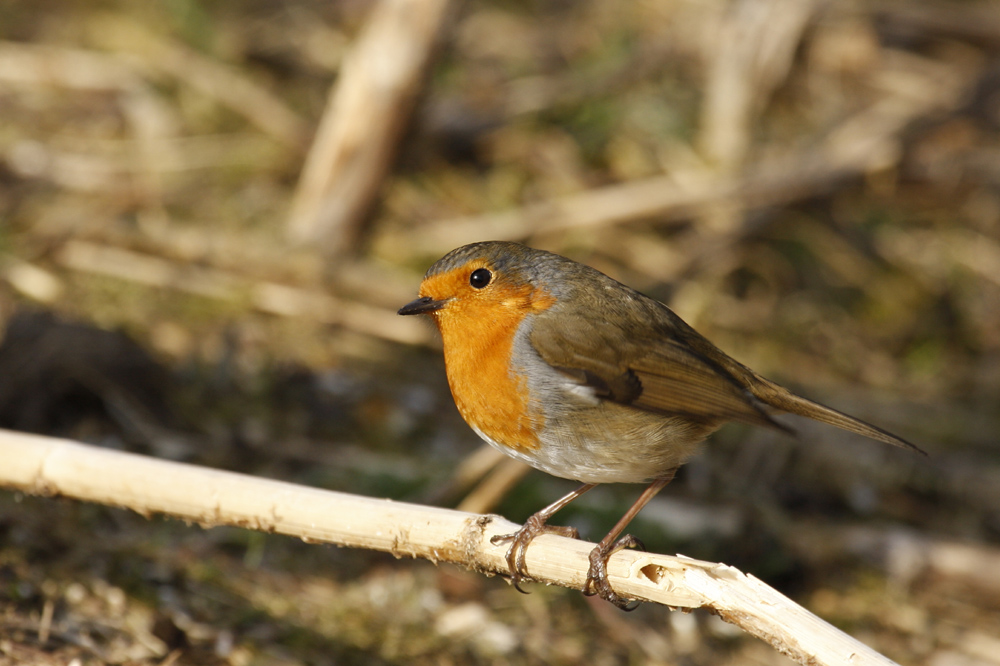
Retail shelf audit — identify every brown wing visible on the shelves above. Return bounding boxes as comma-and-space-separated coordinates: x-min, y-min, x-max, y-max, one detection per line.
530, 309, 785, 430
531, 296, 923, 454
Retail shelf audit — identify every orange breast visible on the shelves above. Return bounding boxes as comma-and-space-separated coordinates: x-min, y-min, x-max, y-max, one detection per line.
426, 279, 555, 455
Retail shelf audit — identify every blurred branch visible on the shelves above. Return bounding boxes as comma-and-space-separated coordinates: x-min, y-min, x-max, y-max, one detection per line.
0, 256, 64, 303
875, 227, 1000, 288
92, 14, 309, 148
875, 1, 1000, 46
696, 0, 818, 242
54, 240, 432, 346
0, 40, 144, 90
374, 141, 888, 260
0, 29, 306, 151
0, 40, 179, 206
1, 429, 901, 666
455, 454, 530, 515
700, 0, 818, 171
790, 522, 1000, 599
378, 44, 975, 271
425, 443, 509, 506
0, 38, 292, 207
287, 0, 453, 254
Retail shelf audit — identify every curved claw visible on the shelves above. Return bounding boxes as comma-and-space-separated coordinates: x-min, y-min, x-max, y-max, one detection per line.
490, 531, 530, 593
490, 518, 580, 592
584, 533, 646, 610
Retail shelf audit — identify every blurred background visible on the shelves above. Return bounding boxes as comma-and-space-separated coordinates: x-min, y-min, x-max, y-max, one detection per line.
1, 0, 999, 664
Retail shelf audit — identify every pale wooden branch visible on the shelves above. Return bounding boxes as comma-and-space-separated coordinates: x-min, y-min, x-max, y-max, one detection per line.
287, 0, 453, 252
0, 429, 900, 666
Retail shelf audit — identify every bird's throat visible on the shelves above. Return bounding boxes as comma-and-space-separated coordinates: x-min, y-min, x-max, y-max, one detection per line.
433, 293, 552, 454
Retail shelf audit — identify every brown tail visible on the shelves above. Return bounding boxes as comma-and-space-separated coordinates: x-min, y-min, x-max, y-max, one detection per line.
749, 378, 926, 455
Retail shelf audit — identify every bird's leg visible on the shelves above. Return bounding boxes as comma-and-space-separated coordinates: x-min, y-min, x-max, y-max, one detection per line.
491, 482, 597, 592
584, 469, 677, 610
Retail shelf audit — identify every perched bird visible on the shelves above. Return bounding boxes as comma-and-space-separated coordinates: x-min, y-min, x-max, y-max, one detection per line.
399, 241, 923, 608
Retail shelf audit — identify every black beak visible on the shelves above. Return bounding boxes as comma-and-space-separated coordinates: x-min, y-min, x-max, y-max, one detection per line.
398, 296, 448, 316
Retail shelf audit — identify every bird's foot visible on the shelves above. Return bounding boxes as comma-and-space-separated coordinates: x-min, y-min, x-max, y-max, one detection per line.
491, 514, 580, 593
583, 534, 645, 611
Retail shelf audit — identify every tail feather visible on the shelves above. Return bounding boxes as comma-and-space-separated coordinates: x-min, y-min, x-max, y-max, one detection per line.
750, 378, 926, 455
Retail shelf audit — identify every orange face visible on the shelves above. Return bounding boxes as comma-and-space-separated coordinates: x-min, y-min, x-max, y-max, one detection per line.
417, 259, 555, 454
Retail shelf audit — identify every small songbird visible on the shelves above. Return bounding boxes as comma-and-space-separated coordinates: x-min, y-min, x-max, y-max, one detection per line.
399, 241, 923, 608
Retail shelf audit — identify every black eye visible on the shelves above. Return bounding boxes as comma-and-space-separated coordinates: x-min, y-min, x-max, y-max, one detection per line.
469, 268, 492, 289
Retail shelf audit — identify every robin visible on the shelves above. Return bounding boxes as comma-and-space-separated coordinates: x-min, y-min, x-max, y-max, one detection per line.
398, 240, 923, 609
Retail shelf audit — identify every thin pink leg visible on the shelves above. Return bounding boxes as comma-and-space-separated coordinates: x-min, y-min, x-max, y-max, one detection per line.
584, 469, 678, 609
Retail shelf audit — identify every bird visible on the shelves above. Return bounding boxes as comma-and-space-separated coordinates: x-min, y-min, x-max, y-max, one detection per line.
398, 240, 923, 609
